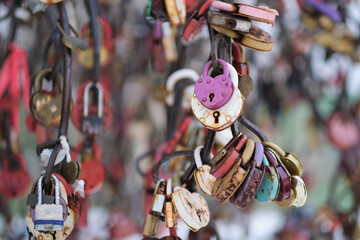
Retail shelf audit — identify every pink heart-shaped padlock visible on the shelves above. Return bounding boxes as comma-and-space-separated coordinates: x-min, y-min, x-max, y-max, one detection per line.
194, 59, 234, 110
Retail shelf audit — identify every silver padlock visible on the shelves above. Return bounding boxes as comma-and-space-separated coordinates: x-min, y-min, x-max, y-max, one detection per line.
82, 82, 104, 135
34, 175, 64, 232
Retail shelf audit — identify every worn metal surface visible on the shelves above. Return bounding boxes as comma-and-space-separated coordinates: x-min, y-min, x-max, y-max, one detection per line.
172, 188, 210, 231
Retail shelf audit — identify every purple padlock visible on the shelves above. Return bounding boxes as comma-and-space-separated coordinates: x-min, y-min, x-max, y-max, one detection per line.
194, 59, 234, 110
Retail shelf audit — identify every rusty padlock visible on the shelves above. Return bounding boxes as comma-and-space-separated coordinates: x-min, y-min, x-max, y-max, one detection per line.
30, 69, 72, 128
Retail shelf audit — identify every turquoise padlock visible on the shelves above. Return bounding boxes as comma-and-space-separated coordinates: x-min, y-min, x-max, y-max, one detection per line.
256, 154, 280, 202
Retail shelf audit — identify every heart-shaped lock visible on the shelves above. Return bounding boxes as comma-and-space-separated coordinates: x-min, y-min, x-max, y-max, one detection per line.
172, 186, 210, 231
192, 62, 243, 131
30, 69, 73, 128
71, 139, 105, 196
194, 146, 216, 196
195, 59, 234, 110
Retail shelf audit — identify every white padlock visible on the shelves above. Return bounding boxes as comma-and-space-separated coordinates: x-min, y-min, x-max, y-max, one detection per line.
34, 175, 64, 232
191, 63, 244, 131
165, 68, 199, 108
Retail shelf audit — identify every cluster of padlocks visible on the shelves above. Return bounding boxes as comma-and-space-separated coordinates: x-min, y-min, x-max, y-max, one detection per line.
3, 0, 360, 238
141, 0, 307, 238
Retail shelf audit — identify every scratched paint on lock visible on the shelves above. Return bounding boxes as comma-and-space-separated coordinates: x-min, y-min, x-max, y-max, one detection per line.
192, 89, 244, 131
172, 188, 210, 231
27, 207, 75, 239
195, 165, 216, 196
256, 166, 279, 202
209, 11, 251, 32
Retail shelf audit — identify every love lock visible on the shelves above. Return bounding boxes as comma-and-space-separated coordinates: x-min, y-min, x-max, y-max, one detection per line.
165, 68, 199, 108
26, 174, 75, 239
192, 60, 244, 131
71, 139, 105, 195
78, 17, 113, 69
30, 69, 72, 129
194, 59, 234, 110
182, 0, 213, 42
71, 80, 113, 135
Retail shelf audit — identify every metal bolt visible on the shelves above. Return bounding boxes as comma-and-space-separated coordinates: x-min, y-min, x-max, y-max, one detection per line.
202, 98, 207, 102
206, 80, 211, 84
222, 93, 226, 97
222, 77, 226, 81
199, 79, 202, 83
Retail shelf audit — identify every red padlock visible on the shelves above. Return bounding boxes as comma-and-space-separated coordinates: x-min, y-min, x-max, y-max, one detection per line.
0, 153, 31, 199
71, 138, 105, 195
78, 17, 114, 69
232, 42, 249, 76
182, 0, 213, 42
71, 80, 113, 135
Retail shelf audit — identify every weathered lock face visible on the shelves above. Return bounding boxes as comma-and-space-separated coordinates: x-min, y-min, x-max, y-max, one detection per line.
71, 139, 105, 195
30, 69, 73, 128
208, 10, 252, 33
194, 59, 234, 110
71, 80, 113, 135
26, 175, 75, 239
0, 153, 31, 199
192, 62, 244, 131
172, 187, 210, 231
193, 146, 216, 196
182, 0, 212, 42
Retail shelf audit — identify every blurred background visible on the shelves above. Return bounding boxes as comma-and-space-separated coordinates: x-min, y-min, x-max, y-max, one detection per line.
1, 0, 360, 239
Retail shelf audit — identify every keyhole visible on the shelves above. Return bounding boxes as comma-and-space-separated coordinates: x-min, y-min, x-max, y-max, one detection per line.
209, 93, 215, 102
213, 111, 220, 124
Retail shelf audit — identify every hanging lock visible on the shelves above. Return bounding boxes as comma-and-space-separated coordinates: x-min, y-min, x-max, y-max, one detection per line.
194, 146, 216, 196
71, 139, 105, 195
164, 0, 186, 27
208, 10, 251, 34
82, 82, 104, 135
34, 175, 64, 231
165, 178, 176, 229
78, 17, 113, 69
30, 69, 72, 128
231, 42, 254, 98
182, 0, 213, 42
161, 22, 178, 63
143, 179, 166, 237
26, 174, 76, 239
165, 68, 199, 108
151, 179, 167, 216
171, 175, 210, 231
194, 59, 234, 110
192, 60, 244, 131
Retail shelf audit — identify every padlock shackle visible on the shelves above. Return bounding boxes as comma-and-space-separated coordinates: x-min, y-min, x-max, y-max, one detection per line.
37, 175, 60, 205
83, 82, 104, 117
